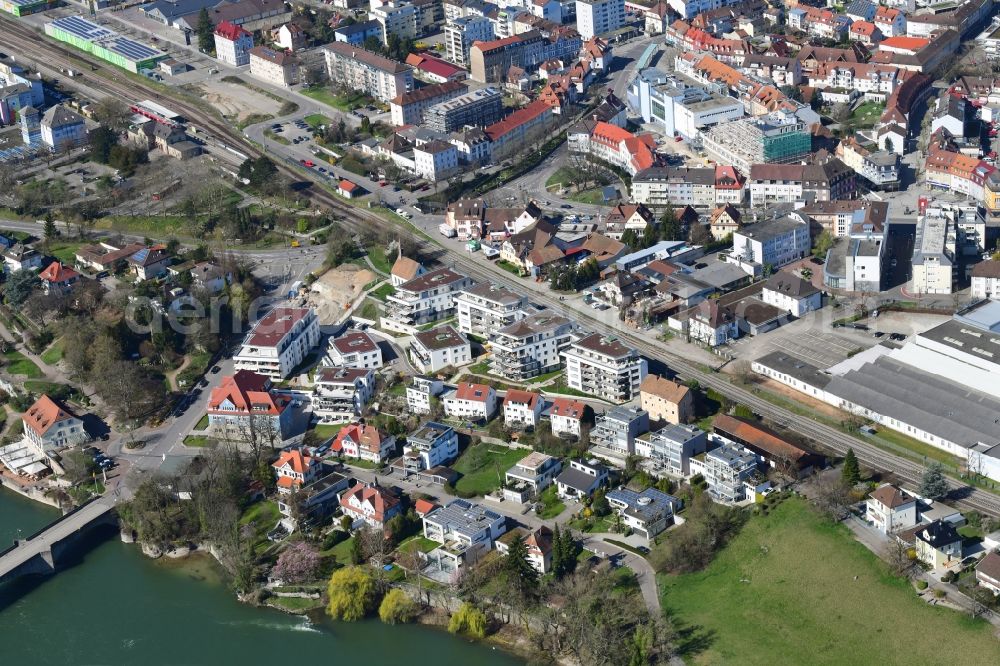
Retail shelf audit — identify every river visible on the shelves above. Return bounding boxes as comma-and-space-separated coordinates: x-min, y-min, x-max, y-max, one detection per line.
0, 487, 522, 665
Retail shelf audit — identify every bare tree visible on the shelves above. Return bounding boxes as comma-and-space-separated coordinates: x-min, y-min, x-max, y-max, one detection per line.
811, 473, 852, 521
235, 413, 282, 470
884, 537, 915, 578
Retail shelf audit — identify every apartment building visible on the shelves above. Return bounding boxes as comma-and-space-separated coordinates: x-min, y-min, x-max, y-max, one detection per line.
443, 381, 497, 421
490, 312, 576, 381
423, 499, 507, 570
370, 1, 417, 44
248, 46, 298, 88
638, 423, 707, 477
469, 29, 581, 83
567, 121, 656, 176
631, 165, 745, 208
591, 406, 650, 456
911, 209, 956, 294
730, 217, 811, 271
504, 451, 561, 502
404, 421, 459, 472
424, 86, 503, 132
575, 0, 624, 40
39, 105, 86, 151
455, 282, 527, 338
971, 260, 1000, 299
208, 370, 292, 441
639, 374, 693, 425
389, 80, 466, 126
234, 307, 321, 379
702, 111, 811, 174
22, 394, 88, 451
606, 487, 681, 540
748, 160, 856, 207
703, 442, 760, 504
324, 330, 383, 369
561, 333, 648, 402
410, 325, 472, 373
406, 375, 445, 414
324, 42, 414, 103
312, 366, 376, 421
445, 15, 494, 67
213, 20, 253, 66
383, 266, 472, 332
667, 0, 742, 20
414, 139, 459, 181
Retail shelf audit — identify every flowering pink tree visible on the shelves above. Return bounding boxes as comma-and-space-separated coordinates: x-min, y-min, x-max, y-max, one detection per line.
272, 542, 321, 584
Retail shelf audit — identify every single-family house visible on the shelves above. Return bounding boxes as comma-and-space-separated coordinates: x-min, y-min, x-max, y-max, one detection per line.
606, 487, 681, 541
330, 423, 396, 464
976, 551, 1000, 595
4, 244, 42, 272
272, 448, 320, 493
423, 498, 507, 571
549, 397, 587, 438
503, 452, 562, 503
38, 261, 81, 294
761, 272, 822, 317
442, 381, 497, 421
208, 370, 293, 442
639, 374, 693, 425
127, 245, 172, 280
914, 520, 962, 569
339, 482, 402, 529
495, 526, 553, 573
865, 483, 918, 534
503, 389, 543, 429
555, 458, 609, 500
402, 421, 459, 473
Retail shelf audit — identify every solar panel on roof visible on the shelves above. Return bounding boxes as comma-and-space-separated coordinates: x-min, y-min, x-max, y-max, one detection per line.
51, 15, 115, 41
104, 36, 165, 60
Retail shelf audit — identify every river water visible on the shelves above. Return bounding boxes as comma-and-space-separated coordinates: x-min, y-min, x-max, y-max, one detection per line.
0, 487, 522, 665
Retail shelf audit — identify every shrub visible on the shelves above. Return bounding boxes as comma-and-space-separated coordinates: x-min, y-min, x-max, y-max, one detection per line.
448, 602, 487, 638
916, 580, 928, 591
379, 588, 417, 625
326, 566, 375, 621
933, 589, 945, 599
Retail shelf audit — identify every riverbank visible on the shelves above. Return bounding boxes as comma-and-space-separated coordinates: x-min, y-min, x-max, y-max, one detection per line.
0, 474, 63, 510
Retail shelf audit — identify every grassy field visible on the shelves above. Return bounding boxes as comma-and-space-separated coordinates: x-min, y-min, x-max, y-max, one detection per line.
3, 348, 42, 378
850, 101, 885, 129
182, 435, 213, 448
239, 500, 281, 553
311, 422, 349, 440
303, 113, 333, 129
365, 247, 394, 275
660, 499, 1000, 665
452, 442, 526, 495
369, 282, 395, 302
193, 414, 209, 430
40, 339, 64, 365
301, 86, 369, 111
358, 297, 380, 321
46, 242, 84, 265
567, 188, 609, 205
545, 166, 577, 190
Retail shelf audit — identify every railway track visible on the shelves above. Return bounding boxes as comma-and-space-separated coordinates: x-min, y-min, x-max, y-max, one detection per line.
5, 15, 1000, 517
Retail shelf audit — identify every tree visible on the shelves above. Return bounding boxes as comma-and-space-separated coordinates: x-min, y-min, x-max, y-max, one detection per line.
93, 97, 131, 131
842, 448, 861, 486
688, 222, 712, 246
811, 474, 852, 522
812, 230, 835, 258
43, 213, 57, 249
591, 488, 611, 517
919, 462, 949, 501
660, 206, 681, 241
326, 566, 376, 621
884, 538, 915, 578
502, 535, 539, 599
448, 602, 487, 638
4, 269, 40, 306
197, 8, 215, 53
379, 588, 417, 624
272, 542, 321, 583
89, 126, 116, 164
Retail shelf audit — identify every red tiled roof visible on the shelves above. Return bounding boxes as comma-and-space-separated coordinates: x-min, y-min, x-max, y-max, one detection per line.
272, 449, 313, 475
23, 394, 77, 437
245, 307, 311, 347
454, 382, 493, 402
484, 100, 551, 142
214, 20, 250, 41
414, 498, 438, 516
550, 397, 585, 419
39, 262, 80, 283
340, 483, 400, 524
208, 370, 288, 415
339, 179, 359, 192
879, 36, 929, 52
504, 389, 541, 409
332, 424, 388, 455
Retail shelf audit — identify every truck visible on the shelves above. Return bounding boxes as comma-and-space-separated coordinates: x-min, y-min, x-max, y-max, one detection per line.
439, 223, 456, 238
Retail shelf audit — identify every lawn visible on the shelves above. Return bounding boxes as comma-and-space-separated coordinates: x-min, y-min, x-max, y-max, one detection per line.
452, 441, 526, 496
545, 166, 577, 191
849, 101, 885, 129
268, 596, 323, 613
183, 435, 214, 448
567, 188, 608, 205
2, 348, 42, 378
301, 86, 369, 111
328, 535, 356, 565
40, 339, 64, 365
239, 500, 281, 551
358, 297, 380, 322
398, 535, 440, 554
369, 282, 396, 302
659, 499, 1000, 665
365, 247, 394, 275
526, 369, 563, 384
311, 422, 349, 440
45, 242, 84, 265
193, 413, 209, 430
467, 360, 492, 376
536, 484, 565, 519
496, 260, 525, 277
303, 113, 333, 129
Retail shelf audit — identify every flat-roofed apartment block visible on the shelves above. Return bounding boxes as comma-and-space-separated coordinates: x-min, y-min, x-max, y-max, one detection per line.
489, 312, 577, 381
323, 330, 383, 369
561, 333, 647, 402
636, 423, 707, 477
410, 325, 471, 373
424, 86, 503, 133
234, 307, 320, 379
911, 208, 957, 295
382, 266, 472, 333
324, 42, 414, 103
312, 366, 376, 421
701, 110, 810, 174
406, 375, 445, 414
455, 282, 528, 339
422, 498, 507, 571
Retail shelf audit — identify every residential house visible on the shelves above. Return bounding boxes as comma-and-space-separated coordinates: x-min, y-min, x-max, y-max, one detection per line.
389, 79, 466, 126
390, 255, 425, 287
423, 498, 507, 571
331, 424, 396, 463
561, 333, 648, 402
606, 487, 681, 540
38, 262, 80, 294
324, 330, 383, 369
234, 307, 321, 379
384, 266, 472, 332
3, 244, 41, 273
639, 374, 693, 426
312, 366, 376, 421
208, 370, 293, 441
549, 397, 587, 438
495, 526, 553, 573
276, 22, 306, 51
214, 20, 253, 66
74, 242, 145, 273
248, 46, 298, 88
276, 466, 350, 525
503, 389, 544, 429
976, 551, 1000, 595
709, 205, 741, 241
23, 394, 88, 450
127, 245, 172, 280
971, 260, 1000, 299
410, 325, 471, 373
712, 413, 824, 479
503, 451, 562, 503
639, 423, 707, 477
604, 203, 656, 241
865, 483, 918, 534
914, 520, 962, 569
703, 442, 760, 504
403, 421, 459, 473
761, 272, 822, 317
272, 448, 320, 493
405, 375, 444, 415
340, 482, 402, 529
555, 458, 609, 500
688, 300, 739, 347
591, 406, 650, 456
40, 105, 87, 151
442, 381, 497, 421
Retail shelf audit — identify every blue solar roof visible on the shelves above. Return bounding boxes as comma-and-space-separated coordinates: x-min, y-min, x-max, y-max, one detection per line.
49, 15, 115, 41
104, 36, 165, 61
131, 248, 150, 263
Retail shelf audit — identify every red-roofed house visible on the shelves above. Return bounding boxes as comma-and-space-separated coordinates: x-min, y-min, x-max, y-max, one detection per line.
338, 179, 362, 199
549, 397, 587, 438
443, 382, 497, 421
340, 482, 402, 528
405, 53, 467, 83
878, 36, 929, 55
568, 121, 657, 176
214, 20, 253, 66
873, 6, 905, 37
23, 394, 88, 450
208, 370, 293, 441
496, 525, 554, 573
331, 423, 396, 463
272, 448, 319, 493
38, 261, 81, 294
849, 21, 882, 46
503, 389, 543, 428
414, 498, 438, 517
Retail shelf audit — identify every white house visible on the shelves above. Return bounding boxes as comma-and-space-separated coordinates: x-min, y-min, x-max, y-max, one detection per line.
312, 366, 376, 421
555, 458, 609, 500
423, 499, 507, 570
865, 484, 918, 534
410, 325, 471, 373
23, 394, 88, 451
503, 389, 543, 429
761, 272, 823, 317
403, 421, 459, 472
561, 333, 648, 402
971, 261, 1000, 299
331, 423, 396, 463
503, 452, 562, 503
549, 397, 587, 438
324, 330, 383, 369
731, 217, 812, 272
406, 376, 444, 415
339, 482, 402, 528
606, 487, 681, 541
234, 307, 321, 379
442, 382, 497, 421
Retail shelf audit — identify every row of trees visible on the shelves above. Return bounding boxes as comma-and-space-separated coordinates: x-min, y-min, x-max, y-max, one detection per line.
549, 257, 600, 291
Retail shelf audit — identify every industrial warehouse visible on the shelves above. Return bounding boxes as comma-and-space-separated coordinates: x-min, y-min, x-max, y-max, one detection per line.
44, 15, 166, 73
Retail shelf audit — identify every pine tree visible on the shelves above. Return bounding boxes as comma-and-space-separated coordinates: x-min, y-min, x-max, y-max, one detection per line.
551, 524, 565, 577
43, 213, 57, 247
197, 8, 215, 54
919, 462, 949, 500
660, 205, 680, 241
559, 528, 577, 576
842, 448, 861, 486
503, 535, 539, 596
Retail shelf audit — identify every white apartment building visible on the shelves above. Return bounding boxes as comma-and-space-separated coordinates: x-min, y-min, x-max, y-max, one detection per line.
667, 0, 742, 20
971, 261, 1000, 299
530, 0, 562, 22
370, 1, 417, 44
455, 283, 528, 339
639, 423, 708, 477
911, 210, 956, 295
404, 421, 459, 472
248, 46, 298, 88
445, 16, 494, 67
442, 381, 497, 421
490, 313, 577, 381
702, 441, 760, 504
761, 273, 822, 317
383, 266, 472, 333
234, 307, 321, 379
561, 333, 648, 402
406, 376, 445, 414
324, 330, 383, 369
549, 397, 586, 438
502, 389, 543, 428
414, 140, 459, 182
630, 167, 741, 208
504, 451, 561, 502
730, 217, 811, 271
423, 499, 507, 569
410, 325, 472, 373
324, 42, 415, 103
213, 21, 253, 67
313, 366, 376, 421
575, 0, 624, 40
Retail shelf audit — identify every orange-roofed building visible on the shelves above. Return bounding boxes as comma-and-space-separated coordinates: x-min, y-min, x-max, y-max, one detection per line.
549, 397, 587, 438
924, 148, 994, 201
484, 99, 555, 157
23, 394, 88, 449
340, 482, 402, 528
330, 423, 396, 463
338, 179, 361, 199
272, 448, 319, 492
873, 6, 905, 37
878, 36, 929, 55
38, 261, 81, 294
442, 381, 497, 421
208, 370, 293, 441
849, 21, 882, 46
503, 389, 543, 428
569, 120, 658, 176
414, 498, 438, 517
